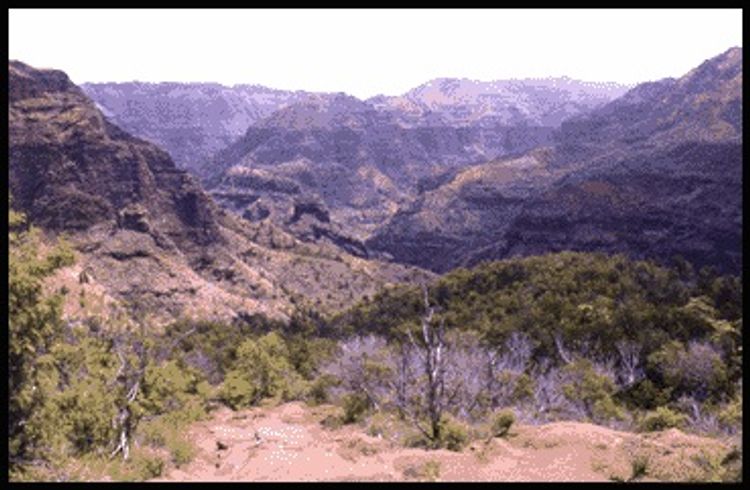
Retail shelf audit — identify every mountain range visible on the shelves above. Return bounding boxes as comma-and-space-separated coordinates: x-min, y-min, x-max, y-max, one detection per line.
8, 47, 742, 326
368, 47, 742, 273
9, 61, 428, 326
84, 75, 630, 240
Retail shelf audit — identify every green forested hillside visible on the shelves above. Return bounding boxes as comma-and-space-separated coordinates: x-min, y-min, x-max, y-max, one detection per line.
9, 210, 742, 482
337, 252, 741, 407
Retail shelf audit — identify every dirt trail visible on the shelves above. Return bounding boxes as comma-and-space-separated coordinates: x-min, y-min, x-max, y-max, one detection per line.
151, 402, 732, 482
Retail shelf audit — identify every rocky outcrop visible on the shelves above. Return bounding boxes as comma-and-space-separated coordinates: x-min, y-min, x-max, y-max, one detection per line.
9, 61, 431, 324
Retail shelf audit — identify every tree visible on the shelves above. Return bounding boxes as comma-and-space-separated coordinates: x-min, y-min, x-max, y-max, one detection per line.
108, 317, 150, 461
322, 334, 392, 411
403, 285, 448, 446
615, 340, 644, 388
9, 201, 74, 468
220, 332, 306, 408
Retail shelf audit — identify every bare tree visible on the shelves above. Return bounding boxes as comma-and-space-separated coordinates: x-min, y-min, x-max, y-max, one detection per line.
109, 317, 196, 460
477, 332, 533, 411
676, 395, 720, 435
392, 341, 413, 416
442, 333, 488, 420
109, 323, 148, 461
499, 332, 533, 374
321, 334, 392, 411
554, 333, 575, 365
403, 285, 448, 445
529, 360, 566, 423
615, 340, 644, 388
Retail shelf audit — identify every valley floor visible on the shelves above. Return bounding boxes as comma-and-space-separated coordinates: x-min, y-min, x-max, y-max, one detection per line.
147, 401, 733, 482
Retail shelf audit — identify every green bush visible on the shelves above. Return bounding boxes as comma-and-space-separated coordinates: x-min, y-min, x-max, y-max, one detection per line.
129, 452, 164, 481
402, 431, 430, 449
140, 360, 199, 416
110, 450, 164, 481
366, 412, 390, 438
629, 454, 650, 481
438, 415, 470, 451
342, 392, 371, 424
404, 460, 441, 481
491, 408, 516, 437
307, 374, 339, 405
717, 396, 742, 433
222, 332, 307, 407
562, 358, 624, 423
137, 407, 197, 470
168, 437, 195, 468
421, 460, 441, 481
512, 374, 535, 404
219, 371, 256, 409
638, 406, 687, 432
619, 379, 673, 410
320, 413, 344, 431
9, 204, 75, 468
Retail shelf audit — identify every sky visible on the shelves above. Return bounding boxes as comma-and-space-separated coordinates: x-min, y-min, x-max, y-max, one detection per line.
8, 9, 743, 99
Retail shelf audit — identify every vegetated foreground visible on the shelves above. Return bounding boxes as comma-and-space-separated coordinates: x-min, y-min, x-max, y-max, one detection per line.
144, 401, 731, 482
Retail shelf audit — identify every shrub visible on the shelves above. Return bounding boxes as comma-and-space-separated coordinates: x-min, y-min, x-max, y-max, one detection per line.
342, 392, 371, 424
719, 447, 742, 482
562, 358, 623, 423
420, 460, 441, 481
130, 452, 165, 481
402, 430, 430, 449
629, 454, 650, 481
403, 460, 441, 481
138, 407, 199, 469
491, 408, 516, 438
139, 419, 169, 448
511, 373, 535, 404
438, 415, 470, 451
56, 377, 119, 454
366, 412, 390, 438
140, 360, 198, 416
194, 380, 214, 402
648, 340, 729, 402
224, 332, 306, 406
717, 397, 741, 433
320, 414, 344, 431
592, 397, 626, 423
620, 379, 672, 410
168, 437, 195, 468
110, 450, 164, 481
638, 406, 687, 432
308, 375, 339, 405
219, 371, 256, 409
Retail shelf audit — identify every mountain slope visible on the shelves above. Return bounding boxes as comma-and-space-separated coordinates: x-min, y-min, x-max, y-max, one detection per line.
81, 82, 316, 178
9, 61, 430, 325
368, 76, 630, 127
205, 81, 616, 238
84, 76, 627, 242
368, 48, 743, 274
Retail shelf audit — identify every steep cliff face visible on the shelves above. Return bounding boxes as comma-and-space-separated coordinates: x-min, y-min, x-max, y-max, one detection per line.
9, 61, 431, 325
84, 76, 627, 243
206, 92, 559, 239
368, 48, 743, 275
10, 62, 222, 250
80, 82, 316, 178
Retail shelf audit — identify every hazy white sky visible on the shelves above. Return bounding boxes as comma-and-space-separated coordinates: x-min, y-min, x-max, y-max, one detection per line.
9, 9, 742, 99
